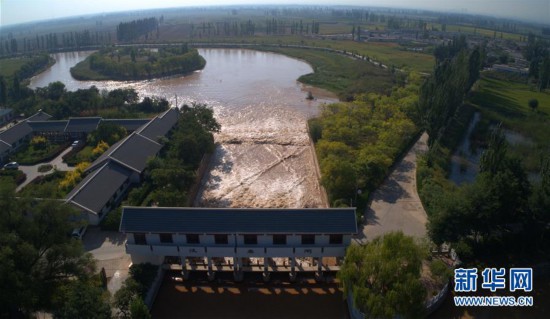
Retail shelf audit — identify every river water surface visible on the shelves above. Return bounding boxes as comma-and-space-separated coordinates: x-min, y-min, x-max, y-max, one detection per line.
30, 49, 336, 208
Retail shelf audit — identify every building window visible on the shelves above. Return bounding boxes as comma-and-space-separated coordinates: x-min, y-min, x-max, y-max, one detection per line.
329, 234, 343, 245
159, 233, 173, 244
273, 235, 286, 245
301, 235, 315, 245
215, 234, 228, 245
186, 234, 200, 244
244, 235, 257, 245
134, 233, 147, 245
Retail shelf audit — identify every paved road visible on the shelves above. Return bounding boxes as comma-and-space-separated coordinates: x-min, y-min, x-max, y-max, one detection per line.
83, 226, 131, 295
357, 133, 429, 242
16, 146, 75, 192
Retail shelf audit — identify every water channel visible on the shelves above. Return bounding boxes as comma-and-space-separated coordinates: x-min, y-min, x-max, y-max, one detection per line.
30, 49, 337, 208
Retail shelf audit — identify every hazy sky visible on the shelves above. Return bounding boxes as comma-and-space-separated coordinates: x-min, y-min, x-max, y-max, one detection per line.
1, 0, 549, 26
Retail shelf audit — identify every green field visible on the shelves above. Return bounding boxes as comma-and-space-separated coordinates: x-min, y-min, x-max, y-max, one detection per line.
469, 74, 550, 170
0, 57, 33, 77
264, 47, 394, 99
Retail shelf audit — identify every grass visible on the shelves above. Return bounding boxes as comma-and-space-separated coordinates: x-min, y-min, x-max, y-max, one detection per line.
12, 142, 67, 165
19, 170, 68, 198
0, 57, 33, 77
263, 46, 394, 99
320, 40, 434, 73
468, 74, 550, 171
0, 169, 27, 185
64, 146, 94, 166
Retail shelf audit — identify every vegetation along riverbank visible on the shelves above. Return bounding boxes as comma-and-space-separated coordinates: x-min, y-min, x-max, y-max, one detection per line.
70, 45, 205, 81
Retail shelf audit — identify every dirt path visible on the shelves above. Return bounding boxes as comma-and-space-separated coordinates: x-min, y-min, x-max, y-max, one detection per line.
357, 133, 429, 242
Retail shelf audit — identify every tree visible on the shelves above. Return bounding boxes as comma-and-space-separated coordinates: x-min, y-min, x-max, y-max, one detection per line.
54, 280, 111, 319
338, 232, 427, 319
0, 184, 97, 316
528, 98, 539, 111
88, 122, 127, 146
113, 278, 141, 319
129, 298, 151, 319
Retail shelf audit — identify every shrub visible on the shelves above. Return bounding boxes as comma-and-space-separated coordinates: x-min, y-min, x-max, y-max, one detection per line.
100, 206, 122, 231
31, 136, 49, 149
92, 140, 109, 159
38, 164, 53, 173
59, 162, 90, 191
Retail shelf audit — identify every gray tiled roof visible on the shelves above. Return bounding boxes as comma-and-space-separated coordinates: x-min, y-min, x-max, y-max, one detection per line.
64, 117, 102, 133
102, 119, 151, 131
28, 120, 68, 132
120, 207, 358, 234
0, 140, 10, 154
0, 111, 52, 147
137, 108, 179, 141
27, 111, 52, 122
109, 133, 162, 172
66, 162, 132, 214
0, 121, 32, 145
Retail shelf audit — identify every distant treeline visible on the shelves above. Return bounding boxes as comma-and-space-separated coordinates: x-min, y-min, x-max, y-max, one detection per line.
0, 30, 112, 56
188, 19, 320, 38
116, 17, 159, 42
70, 46, 205, 81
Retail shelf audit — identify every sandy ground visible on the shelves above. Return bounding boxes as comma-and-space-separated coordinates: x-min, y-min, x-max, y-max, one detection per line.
151, 271, 348, 319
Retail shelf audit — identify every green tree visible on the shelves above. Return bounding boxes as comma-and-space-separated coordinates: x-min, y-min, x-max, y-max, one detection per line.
129, 298, 151, 319
0, 184, 96, 316
54, 281, 111, 319
88, 122, 127, 146
338, 232, 427, 319
113, 278, 141, 319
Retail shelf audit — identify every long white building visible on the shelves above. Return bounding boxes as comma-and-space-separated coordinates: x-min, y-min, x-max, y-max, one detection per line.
120, 207, 357, 280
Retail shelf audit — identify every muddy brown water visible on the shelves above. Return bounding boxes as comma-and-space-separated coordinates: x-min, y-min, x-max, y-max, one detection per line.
30, 49, 337, 208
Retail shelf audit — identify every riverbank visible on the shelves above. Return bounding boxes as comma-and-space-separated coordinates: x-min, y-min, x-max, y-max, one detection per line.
259, 46, 394, 100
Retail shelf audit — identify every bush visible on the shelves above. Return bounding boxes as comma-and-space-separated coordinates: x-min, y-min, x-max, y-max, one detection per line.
129, 263, 159, 298
59, 162, 90, 191
100, 206, 122, 231
31, 136, 49, 149
92, 140, 109, 159
430, 259, 452, 284
13, 142, 68, 165
37, 164, 53, 173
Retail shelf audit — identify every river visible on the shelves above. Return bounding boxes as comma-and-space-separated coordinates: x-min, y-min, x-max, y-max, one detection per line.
30, 49, 336, 208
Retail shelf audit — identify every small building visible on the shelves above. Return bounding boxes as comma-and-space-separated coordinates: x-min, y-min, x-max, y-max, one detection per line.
0, 108, 14, 127
120, 207, 357, 280
28, 117, 151, 143
65, 108, 180, 225
0, 110, 52, 164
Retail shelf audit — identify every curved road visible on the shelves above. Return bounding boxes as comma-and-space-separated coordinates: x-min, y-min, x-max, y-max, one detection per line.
356, 132, 429, 243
